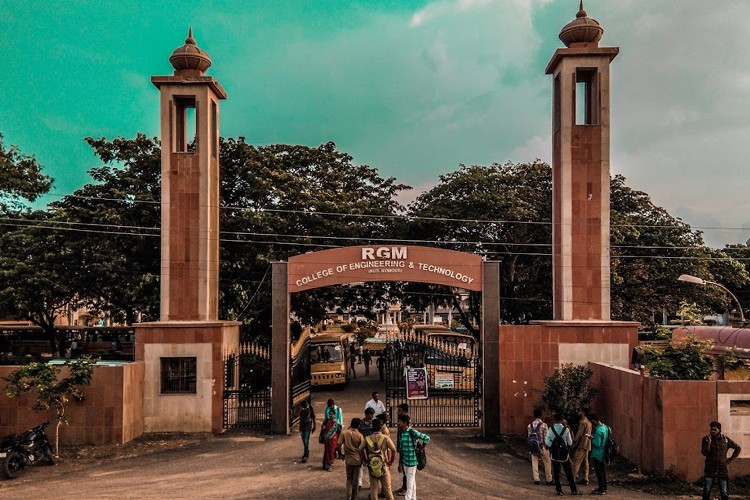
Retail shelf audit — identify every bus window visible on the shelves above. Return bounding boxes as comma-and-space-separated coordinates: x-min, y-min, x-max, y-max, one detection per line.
310, 343, 343, 364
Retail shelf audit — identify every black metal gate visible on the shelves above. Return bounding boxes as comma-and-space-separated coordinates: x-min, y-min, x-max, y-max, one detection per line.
289, 330, 312, 424
384, 332, 481, 427
223, 343, 272, 430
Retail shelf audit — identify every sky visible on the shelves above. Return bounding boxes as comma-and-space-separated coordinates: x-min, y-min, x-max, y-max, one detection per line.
1, 0, 749, 248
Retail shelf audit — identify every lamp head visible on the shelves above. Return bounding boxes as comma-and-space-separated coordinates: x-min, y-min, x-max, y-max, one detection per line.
678, 274, 706, 285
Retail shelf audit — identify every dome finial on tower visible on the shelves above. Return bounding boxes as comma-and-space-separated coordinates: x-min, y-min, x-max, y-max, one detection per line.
559, 1, 603, 47
577, 1, 587, 18
169, 27, 212, 76
186, 27, 196, 45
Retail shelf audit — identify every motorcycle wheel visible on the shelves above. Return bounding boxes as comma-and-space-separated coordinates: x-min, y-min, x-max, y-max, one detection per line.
44, 444, 57, 465
1, 451, 24, 479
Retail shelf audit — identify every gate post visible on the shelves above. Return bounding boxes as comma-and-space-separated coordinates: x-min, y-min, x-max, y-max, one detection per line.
271, 261, 290, 434
481, 261, 501, 437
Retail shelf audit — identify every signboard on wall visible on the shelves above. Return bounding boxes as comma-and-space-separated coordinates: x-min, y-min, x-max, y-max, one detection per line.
287, 245, 483, 293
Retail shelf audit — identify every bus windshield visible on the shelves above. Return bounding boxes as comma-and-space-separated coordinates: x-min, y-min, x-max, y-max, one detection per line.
426, 333, 474, 350
310, 343, 343, 364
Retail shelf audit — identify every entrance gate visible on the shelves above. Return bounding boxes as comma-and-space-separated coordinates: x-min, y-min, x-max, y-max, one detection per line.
272, 246, 500, 435
384, 332, 481, 427
223, 343, 272, 429
289, 330, 312, 425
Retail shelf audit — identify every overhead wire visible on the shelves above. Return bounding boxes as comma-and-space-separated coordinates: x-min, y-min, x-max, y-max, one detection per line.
20, 190, 750, 232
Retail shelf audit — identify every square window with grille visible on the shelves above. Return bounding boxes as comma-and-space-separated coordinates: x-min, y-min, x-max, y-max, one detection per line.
160, 357, 197, 394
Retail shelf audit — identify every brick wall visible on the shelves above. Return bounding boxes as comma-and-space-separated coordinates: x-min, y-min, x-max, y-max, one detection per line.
0, 362, 144, 446
498, 322, 637, 434
591, 363, 750, 481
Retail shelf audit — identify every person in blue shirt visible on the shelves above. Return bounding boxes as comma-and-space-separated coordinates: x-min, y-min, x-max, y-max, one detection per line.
544, 412, 580, 496
589, 414, 609, 495
324, 398, 343, 426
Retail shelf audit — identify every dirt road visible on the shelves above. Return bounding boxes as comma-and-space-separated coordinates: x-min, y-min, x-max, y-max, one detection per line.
0, 362, 661, 499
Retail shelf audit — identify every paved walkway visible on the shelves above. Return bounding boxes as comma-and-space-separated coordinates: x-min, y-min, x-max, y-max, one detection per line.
0, 362, 663, 499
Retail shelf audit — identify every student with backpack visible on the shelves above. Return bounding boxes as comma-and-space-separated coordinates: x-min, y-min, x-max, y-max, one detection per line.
527, 409, 553, 485
544, 413, 580, 496
397, 414, 430, 500
589, 414, 609, 495
358, 418, 396, 500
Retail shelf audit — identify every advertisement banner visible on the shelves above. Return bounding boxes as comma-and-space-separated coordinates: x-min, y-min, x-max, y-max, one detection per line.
406, 367, 428, 400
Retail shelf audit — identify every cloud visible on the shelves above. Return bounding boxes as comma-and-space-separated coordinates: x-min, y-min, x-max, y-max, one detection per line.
508, 135, 551, 164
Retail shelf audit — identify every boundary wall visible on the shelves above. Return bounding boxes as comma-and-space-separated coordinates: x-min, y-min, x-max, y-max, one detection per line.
498, 322, 637, 432
0, 362, 144, 445
591, 363, 750, 481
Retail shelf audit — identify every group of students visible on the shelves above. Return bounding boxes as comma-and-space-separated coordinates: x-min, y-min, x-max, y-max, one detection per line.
296, 392, 430, 500
527, 408, 610, 496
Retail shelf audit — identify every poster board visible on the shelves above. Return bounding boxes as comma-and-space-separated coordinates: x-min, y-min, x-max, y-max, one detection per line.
406, 367, 428, 400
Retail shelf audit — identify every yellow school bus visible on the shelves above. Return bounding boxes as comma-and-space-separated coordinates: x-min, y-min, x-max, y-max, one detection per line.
414, 325, 476, 391
310, 333, 351, 386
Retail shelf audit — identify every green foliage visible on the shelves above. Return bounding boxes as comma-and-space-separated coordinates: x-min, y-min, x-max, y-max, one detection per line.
50, 134, 161, 324
0, 210, 82, 354
642, 335, 714, 380
340, 323, 356, 333
537, 363, 598, 417
654, 325, 672, 340
0, 132, 53, 212
4, 357, 97, 455
719, 348, 748, 371
4, 357, 96, 419
405, 162, 552, 325
673, 301, 705, 326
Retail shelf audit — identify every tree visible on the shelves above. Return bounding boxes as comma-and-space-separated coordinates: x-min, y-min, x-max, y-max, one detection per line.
0, 210, 82, 355
722, 244, 750, 321
4, 357, 97, 456
219, 138, 409, 338
404, 164, 750, 326
0, 132, 53, 212
537, 363, 598, 417
51, 134, 161, 324
610, 175, 750, 324
405, 162, 553, 325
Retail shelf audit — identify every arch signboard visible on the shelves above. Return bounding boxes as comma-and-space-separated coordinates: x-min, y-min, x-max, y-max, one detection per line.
288, 245, 483, 293
272, 245, 499, 438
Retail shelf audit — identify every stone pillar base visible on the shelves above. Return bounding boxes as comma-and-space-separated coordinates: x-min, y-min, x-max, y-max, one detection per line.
135, 320, 240, 433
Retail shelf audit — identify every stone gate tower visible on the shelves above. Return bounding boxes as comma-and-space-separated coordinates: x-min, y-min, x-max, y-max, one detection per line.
152, 28, 225, 321
545, 2, 619, 320
136, 29, 240, 434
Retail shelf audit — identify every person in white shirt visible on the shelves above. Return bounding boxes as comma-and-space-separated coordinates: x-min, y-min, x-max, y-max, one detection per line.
365, 391, 387, 416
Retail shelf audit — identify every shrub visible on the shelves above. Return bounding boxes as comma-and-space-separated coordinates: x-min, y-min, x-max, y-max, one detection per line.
642, 335, 713, 380
537, 363, 597, 417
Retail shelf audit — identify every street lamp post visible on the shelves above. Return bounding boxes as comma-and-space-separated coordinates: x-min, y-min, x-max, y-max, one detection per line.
677, 274, 746, 323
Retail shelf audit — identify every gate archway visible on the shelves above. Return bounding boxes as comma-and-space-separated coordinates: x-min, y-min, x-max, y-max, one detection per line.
271, 245, 499, 435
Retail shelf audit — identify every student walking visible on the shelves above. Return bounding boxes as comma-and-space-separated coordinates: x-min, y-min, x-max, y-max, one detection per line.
365, 391, 387, 416
321, 399, 342, 471
296, 400, 315, 463
359, 418, 396, 500
395, 403, 410, 496
397, 414, 430, 500
364, 348, 372, 375
339, 418, 364, 500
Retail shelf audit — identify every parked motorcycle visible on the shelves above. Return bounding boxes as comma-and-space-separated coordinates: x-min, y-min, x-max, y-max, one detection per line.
0, 422, 56, 479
